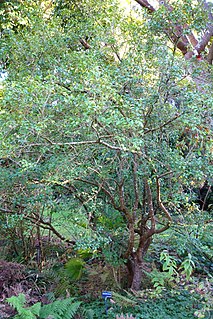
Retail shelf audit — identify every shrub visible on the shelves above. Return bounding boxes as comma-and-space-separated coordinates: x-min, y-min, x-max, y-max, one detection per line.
0, 260, 26, 297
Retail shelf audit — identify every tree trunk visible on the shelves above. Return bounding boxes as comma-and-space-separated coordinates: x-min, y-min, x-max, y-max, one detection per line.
130, 256, 143, 290
127, 251, 146, 290
127, 235, 153, 290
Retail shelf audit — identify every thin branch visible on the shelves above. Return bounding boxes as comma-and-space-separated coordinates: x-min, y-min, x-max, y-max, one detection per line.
0, 207, 15, 214
74, 177, 120, 211
25, 214, 76, 244
51, 181, 89, 213
154, 223, 170, 234
145, 179, 156, 231
55, 81, 90, 94
99, 139, 123, 151
111, 44, 122, 62
0, 205, 76, 244
79, 38, 91, 49
144, 113, 182, 134
156, 174, 172, 222
133, 154, 139, 214
22, 139, 100, 148
201, 185, 212, 211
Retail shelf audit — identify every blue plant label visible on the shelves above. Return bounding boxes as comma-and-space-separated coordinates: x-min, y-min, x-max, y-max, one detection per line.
102, 291, 112, 298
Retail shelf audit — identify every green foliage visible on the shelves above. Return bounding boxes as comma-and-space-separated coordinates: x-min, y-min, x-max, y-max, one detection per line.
115, 315, 135, 319
7, 293, 81, 319
149, 214, 212, 277
111, 292, 137, 308
6, 293, 41, 319
65, 258, 85, 280
149, 252, 196, 294
79, 290, 206, 319
79, 300, 108, 319
127, 291, 204, 319
150, 252, 179, 294
39, 297, 81, 319
160, 252, 178, 276
0, 0, 212, 296
193, 280, 213, 319
179, 253, 195, 280
150, 269, 174, 294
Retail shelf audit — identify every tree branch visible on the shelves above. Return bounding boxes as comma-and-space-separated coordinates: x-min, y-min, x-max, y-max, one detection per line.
25, 214, 76, 244
156, 173, 172, 222
145, 179, 156, 231
75, 177, 121, 211
50, 180, 89, 213
133, 154, 139, 214
195, 26, 213, 54
154, 223, 170, 234
207, 40, 213, 64
135, 0, 213, 60
0, 207, 15, 214
79, 38, 91, 49
135, 0, 155, 12
0, 205, 76, 244
144, 112, 182, 134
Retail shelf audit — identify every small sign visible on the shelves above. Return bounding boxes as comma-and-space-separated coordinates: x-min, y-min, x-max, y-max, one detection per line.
102, 291, 112, 298
102, 291, 112, 315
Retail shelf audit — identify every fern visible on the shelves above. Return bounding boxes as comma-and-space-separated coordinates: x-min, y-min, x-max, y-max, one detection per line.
6, 293, 41, 319
39, 297, 81, 319
7, 294, 80, 319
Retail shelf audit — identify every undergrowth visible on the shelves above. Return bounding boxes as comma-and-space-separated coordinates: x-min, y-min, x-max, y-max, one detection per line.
78, 289, 210, 319
6, 293, 81, 319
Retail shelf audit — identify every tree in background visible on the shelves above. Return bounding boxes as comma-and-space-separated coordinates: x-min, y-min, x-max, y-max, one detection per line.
0, 0, 212, 290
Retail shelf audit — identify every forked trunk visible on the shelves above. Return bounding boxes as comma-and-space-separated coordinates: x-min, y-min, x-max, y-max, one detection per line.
127, 234, 153, 290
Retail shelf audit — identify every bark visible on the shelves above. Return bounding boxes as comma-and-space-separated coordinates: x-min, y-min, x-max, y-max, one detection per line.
131, 256, 143, 291
207, 41, 213, 64
135, 0, 155, 12
128, 235, 152, 290
127, 254, 143, 291
135, 0, 213, 63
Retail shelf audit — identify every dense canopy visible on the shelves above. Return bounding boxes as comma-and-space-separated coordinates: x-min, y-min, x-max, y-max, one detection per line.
0, 0, 212, 318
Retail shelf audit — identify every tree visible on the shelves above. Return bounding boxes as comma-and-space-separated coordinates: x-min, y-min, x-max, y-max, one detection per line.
0, 0, 212, 290
135, 0, 213, 63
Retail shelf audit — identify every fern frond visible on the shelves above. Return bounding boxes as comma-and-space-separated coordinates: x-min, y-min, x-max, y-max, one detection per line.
6, 293, 26, 312
6, 294, 41, 319
39, 297, 81, 319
